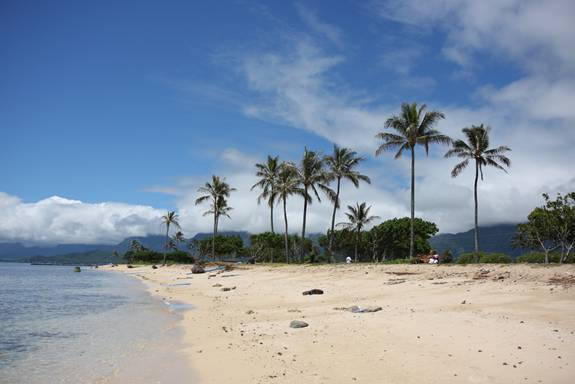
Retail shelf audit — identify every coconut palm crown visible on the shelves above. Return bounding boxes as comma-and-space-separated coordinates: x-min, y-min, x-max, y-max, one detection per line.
324, 145, 371, 260
337, 202, 379, 262
445, 124, 511, 254
375, 102, 450, 259
295, 148, 334, 262
195, 175, 236, 260
251, 155, 280, 234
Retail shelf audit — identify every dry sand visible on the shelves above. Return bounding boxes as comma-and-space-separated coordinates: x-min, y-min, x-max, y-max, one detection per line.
108, 263, 575, 384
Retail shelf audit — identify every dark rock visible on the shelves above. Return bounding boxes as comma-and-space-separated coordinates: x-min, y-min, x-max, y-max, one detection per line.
73, 266, 81, 273
152, 265, 158, 269
191, 264, 205, 274
290, 320, 309, 329
127, 265, 135, 269
221, 286, 236, 292
302, 289, 324, 295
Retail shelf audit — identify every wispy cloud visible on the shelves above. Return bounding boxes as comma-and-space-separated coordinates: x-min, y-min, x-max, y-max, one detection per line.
295, 3, 344, 47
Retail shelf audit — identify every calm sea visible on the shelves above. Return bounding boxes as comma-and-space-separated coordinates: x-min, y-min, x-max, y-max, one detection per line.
0, 263, 194, 384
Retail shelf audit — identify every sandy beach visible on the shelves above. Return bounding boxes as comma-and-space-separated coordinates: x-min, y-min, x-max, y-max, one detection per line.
108, 263, 575, 384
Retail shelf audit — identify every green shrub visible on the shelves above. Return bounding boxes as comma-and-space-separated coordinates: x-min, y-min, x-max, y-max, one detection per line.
516, 252, 565, 263
457, 252, 512, 264
441, 250, 453, 264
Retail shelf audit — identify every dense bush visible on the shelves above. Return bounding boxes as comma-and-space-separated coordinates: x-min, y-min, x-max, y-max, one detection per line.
516, 252, 575, 263
441, 250, 453, 264
457, 252, 512, 264
124, 249, 194, 264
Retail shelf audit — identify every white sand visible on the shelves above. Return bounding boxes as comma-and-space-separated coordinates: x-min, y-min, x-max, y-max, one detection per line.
108, 263, 575, 384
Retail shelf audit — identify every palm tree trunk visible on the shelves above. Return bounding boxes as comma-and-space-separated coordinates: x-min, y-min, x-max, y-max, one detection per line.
474, 160, 480, 257
212, 214, 217, 261
355, 227, 360, 263
270, 200, 275, 234
301, 186, 308, 263
283, 197, 289, 263
328, 177, 341, 263
410, 146, 415, 260
163, 223, 170, 266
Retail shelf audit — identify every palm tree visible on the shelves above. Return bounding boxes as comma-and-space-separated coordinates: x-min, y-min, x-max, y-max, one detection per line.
195, 175, 236, 260
296, 148, 333, 262
172, 230, 185, 250
375, 102, 450, 259
445, 124, 511, 255
161, 211, 180, 266
274, 162, 304, 263
337, 202, 379, 262
251, 155, 280, 234
325, 145, 371, 261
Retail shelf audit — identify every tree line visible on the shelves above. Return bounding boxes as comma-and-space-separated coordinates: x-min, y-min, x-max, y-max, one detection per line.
146, 101, 515, 264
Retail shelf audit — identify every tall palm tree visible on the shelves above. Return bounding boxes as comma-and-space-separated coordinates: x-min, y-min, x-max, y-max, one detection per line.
161, 211, 181, 266
274, 162, 304, 263
251, 155, 280, 234
337, 202, 379, 262
445, 124, 511, 255
195, 175, 236, 260
375, 102, 450, 259
172, 230, 185, 250
325, 145, 371, 261
296, 148, 333, 262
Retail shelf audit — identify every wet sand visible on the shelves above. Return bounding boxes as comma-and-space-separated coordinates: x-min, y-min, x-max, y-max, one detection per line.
109, 263, 575, 384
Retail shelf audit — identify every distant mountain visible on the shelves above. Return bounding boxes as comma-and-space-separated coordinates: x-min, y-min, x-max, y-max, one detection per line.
429, 224, 521, 257
0, 231, 252, 263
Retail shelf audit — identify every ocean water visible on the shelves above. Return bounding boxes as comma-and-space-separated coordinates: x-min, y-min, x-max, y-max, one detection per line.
0, 263, 193, 384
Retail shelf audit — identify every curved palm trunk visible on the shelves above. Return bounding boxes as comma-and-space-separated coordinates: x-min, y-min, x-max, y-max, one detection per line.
301, 186, 309, 263
409, 147, 415, 260
162, 223, 170, 266
283, 197, 289, 263
474, 160, 480, 258
328, 177, 341, 263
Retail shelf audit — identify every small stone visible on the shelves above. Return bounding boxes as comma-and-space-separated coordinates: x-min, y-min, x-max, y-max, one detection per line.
246, 310, 255, 315
191, 264, 205, 274
212, 283, 223, 287
290, 320, 309, 329
302, 289, 324, 295
221, 286, 236, 292
461, 300, 466, 304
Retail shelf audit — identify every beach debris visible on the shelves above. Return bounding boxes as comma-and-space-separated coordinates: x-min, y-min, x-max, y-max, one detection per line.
287, 309, 301, 313
127, 265, 135, 269
350, 305, 382, 313
191, 264, 205, 274
212, 283, 223, 287
246, 310, 255, 315
152, 265, 158, 269
221, 286, 236, 291
290, 320, 309, 328
302, 289, 324, 295
334, 306, 382, 313
73, 266, 81, 272
385, 279, 406, 285
461, 300, 467, 304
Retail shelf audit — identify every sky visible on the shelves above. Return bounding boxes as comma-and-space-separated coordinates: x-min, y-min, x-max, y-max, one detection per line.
1, 0, 574, 245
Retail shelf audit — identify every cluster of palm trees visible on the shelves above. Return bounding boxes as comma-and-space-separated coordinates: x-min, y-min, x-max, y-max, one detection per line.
159, 102, 511, 263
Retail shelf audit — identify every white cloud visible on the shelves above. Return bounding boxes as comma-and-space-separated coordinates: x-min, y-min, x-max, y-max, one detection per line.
295, 3, 343, 46
0, 193, 164, 245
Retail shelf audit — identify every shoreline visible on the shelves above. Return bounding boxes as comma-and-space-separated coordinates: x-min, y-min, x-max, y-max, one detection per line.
107, 263, 575, 384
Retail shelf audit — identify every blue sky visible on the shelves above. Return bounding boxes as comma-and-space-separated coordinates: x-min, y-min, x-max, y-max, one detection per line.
1, 0, 574, 244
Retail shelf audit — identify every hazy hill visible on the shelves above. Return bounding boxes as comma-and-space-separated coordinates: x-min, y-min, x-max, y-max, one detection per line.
429, 224, 520, 257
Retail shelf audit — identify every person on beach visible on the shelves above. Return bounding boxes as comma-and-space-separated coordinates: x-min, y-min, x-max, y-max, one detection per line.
346, 256, 352, 263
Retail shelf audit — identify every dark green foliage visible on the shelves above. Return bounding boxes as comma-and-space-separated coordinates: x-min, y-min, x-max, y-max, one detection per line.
124, 249, 194, 264
441, 249, 453, 263
457, 252, 512, 264
370, 217, 439, 260
247, 232, 312, 263
516, 252, 560, 264
192, 235, 244, 260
